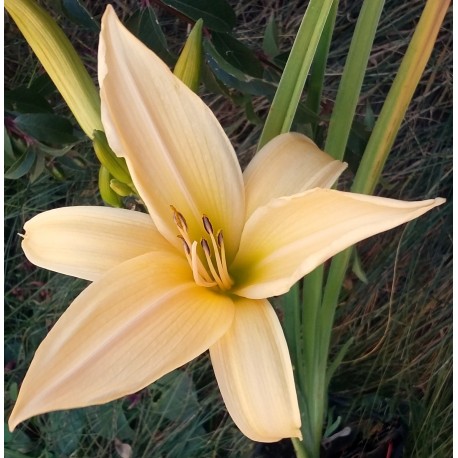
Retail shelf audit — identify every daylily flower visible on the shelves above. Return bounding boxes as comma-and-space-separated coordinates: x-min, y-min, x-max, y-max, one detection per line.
9, 6, 444, 442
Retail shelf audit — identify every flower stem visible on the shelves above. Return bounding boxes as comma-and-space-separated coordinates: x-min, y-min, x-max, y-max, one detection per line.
292, 438, 310, 458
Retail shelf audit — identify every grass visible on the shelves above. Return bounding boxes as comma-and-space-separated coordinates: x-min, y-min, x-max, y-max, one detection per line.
4, 0, 451, 457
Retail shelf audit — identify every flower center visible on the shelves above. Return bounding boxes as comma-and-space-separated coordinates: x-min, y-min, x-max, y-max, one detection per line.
171, 206, 233, 291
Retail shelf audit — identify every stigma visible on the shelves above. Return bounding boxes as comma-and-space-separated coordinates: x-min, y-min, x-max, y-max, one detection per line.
171, 206, 233, 291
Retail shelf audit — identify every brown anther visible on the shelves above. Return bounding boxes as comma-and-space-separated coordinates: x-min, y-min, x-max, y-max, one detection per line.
200, 238, 211, 255
177, 235, 191, 255
170, 205, 187, 230
202, 215, 213, 235
216, 230, 224, 248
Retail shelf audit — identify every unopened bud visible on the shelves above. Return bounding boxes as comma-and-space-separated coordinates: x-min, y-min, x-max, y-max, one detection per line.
5, 0, 102, 138
98, 166, 122, 207
92, 131, 131, 184
173, 19, 203, 92
110, 179, 133, 197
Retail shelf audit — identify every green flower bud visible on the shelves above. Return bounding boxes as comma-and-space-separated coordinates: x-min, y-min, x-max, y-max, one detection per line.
5, 0, 103, 138
173, 19, 203, 92
93, 131, 131, 184
109, 179, 134, 197
98, 166, 122, 207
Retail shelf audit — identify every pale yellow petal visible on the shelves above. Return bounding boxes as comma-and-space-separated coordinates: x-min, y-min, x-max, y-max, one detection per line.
210, 298, 301, 442
22, 206, 173, 281
243, 133, 346, 217
98, 6, 245, 259
9, 251, 234, 431
232, 189, 445, 298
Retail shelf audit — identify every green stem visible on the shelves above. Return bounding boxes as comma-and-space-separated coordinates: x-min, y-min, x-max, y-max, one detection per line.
282, 283, 301, 384
292, 437, 310, 458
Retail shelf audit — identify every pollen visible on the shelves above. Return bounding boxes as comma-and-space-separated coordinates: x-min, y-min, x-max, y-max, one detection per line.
171, 207, 233, 291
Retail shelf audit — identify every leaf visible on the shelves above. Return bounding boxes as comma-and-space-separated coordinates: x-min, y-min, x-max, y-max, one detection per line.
37, 142, 75, 157
47, 409, 85, 456
258, 0, 335, 148
14, 113, 80, 144
352, 249, 368, 284
5, 149, 35, 179
326, 337, 354, 387
4, 128, 16, 166
87, 405, 135, 441
201, 62, 231, 96
29, 151, 46, 182
59, 154, 87, 170
162, 0, 236, 32
61, 0, 99, 31
4, 450, 32, 458
154, 370, 200, 422
5, 88, 53, 113
4, 423, 34, 453
242, 97, 263, 125
204, 39, 276, 96
324, 0, 384, 161
212, 32, 264, 78
29, 73, 56, 97
363, 100, 376, 130
48, 161, 67, 180
263, 16, 280, 58
126, 7, 175, 66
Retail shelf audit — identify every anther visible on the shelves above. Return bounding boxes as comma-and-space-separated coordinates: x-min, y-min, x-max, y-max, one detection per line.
177, 235, 191, 255
201, 238, 211, 256
202, 215, 213, 235
171, 205, 188, 231
216, 230, 223, 248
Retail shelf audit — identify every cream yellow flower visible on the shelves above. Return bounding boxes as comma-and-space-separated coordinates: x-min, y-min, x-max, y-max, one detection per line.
9, 6, 444, 442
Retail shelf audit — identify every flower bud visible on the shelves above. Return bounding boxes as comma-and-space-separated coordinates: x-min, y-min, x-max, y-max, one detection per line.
173, 19, 203, 92
5, 0, 103, 138
98, 166, 122, 207
109, 179, 134, 197
92, 131, 131, 184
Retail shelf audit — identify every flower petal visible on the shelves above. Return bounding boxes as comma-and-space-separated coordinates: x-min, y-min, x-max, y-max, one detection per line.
98, 6, 245, 258
22, 206, 173, 281
9, 251, 234, 430
210, 297, 301, 442
243, 133, 346, 217
232, 189, 445, 298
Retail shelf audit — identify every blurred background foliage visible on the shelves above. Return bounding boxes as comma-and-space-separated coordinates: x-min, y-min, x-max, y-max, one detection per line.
5, 0, 451, 456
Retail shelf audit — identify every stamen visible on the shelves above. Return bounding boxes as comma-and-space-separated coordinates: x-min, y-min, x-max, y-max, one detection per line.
171, 206, 233, 291
216, 230, 232, 287
217, 230, 223, 248
177, 235, 191, 255
171, 205, 188, 231
200, 238, 211, 256
206, 230, 233, 290
201, 239, 225, 289
191, 242, 217, 287
202, 215, 213, 235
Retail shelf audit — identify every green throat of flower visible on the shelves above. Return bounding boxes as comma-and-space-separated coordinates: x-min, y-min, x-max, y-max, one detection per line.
171, 206, 234, 291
